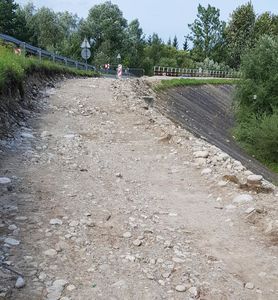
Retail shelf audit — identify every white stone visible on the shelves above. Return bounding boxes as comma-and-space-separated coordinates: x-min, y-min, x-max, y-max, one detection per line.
66, 284, 76, 291
175, 285, 187, 292
189, 286, 198, 296
47, 279, 68, 300
50, 219, 63, 226
201, 168, 212, 175
44, 249, 57, 257
172, 257, 185, 263
8, 225, 17, 231
218, 153, 229, 161
4, 238, 20, 246
247, 175, 263, 185
15, 277, 25, 289
245, 207, 256, 214
132, 239, 142, 246
218, 181, 227, 187
193, 151, 209, 158
41, 131, 52, 138
21, 132, 34, 139
233, 194, 253, 204
69, 221, 79, 227
123, 232, 132, 238
0, 177, 11, 184
245, 282, 255, 290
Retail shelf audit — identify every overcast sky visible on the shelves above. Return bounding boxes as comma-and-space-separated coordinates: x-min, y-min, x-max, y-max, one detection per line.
16, 0, 278, 46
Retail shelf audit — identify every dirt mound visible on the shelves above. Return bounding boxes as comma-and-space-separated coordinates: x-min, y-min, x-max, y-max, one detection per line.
156, 84, 278, 184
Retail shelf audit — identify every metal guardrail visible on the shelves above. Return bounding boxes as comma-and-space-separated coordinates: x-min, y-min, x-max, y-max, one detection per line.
0, 33, 96, 71
154, 66, 240, 78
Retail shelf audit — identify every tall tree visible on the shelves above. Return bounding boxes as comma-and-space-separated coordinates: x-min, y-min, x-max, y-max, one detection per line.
0, 0, 20, 36
225, 2, 256, 68
188, 4, 225, 62
172, 35, 178, 49
167, 37, 172, 46
183, 36, 189, 51
81, 1, 127, 63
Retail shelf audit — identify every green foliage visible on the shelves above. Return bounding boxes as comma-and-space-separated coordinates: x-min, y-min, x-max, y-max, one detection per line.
0, 45, 98, 94
233, 110, 278, 167
188, 4, 226, 62
196, 58, 232, 72
154, 78, 237, 91
172, 35, 178, 49
0, 0, 19, 36
235, 35, 278, 115
234, 35, 278, 169
225, 2, 256, 68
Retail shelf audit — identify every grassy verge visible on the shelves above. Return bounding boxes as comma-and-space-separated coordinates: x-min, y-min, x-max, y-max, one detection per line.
154, 78, 238, 91
0, 45, 99, 94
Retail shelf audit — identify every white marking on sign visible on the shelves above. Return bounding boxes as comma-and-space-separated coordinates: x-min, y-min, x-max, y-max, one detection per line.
81, 38, 91, 49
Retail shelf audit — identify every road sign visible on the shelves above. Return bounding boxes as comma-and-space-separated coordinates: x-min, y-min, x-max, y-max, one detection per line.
81, 48, 91, 60
81, 38, 91, 49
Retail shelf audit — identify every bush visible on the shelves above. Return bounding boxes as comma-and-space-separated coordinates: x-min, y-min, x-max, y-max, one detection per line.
236, 35, 278, 116
234, 111, 278, 164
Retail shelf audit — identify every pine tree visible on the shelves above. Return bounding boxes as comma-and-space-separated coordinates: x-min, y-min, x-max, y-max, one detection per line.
172, 35, 178, 49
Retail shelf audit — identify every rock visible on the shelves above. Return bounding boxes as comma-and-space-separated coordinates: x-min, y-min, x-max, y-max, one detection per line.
41, 131, 52, 138
115, 173, 123, 178
66, 284, 76, 291
172, 257, 185, 263
50, 219, 63, 226
189, 286, 198, 296
247, 175, 263, 186
47, 279, 68, 300
233, 194, 253, 204
15, 277, 25, 289
193, 151, 209, 158
175, 285, 187, 292
21, 132, 34, 139
69, 221, 79, 227
265, 220, 278, 235
245, 207, 256, 214
245, 282, 255, 290
201, 168, 212, 175
0, 177, 11, 184
8, 224, 17, 231
195, 158, 207, 166
218, 181, 227, 187
132, 239, 142, 247
44, 249, 57, 257
4, 238, 20, 246
123, 232, 132, 238
218, 153, 229, 161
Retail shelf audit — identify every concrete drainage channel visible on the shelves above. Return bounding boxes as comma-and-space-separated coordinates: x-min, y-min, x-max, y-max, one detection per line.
156, 84, 278, 184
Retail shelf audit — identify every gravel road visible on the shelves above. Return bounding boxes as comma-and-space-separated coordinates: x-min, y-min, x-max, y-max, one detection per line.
0, 77, 277, 300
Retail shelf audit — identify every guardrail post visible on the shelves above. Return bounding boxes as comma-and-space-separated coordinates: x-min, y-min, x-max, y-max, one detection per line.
38, 49, 42, 61
52, 54, 55, 62
64, 59, 67, 66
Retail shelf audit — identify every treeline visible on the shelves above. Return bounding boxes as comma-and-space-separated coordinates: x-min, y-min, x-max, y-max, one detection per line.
1, 1, 277, 75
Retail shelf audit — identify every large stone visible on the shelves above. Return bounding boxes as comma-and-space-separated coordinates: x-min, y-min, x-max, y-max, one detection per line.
15, 277, 25, 289
193, 151, 209, 158
50, 219, 63, 226
4, 238, 20, 246
175, 285, 187, 292
233, 194, 253, 204
247, 175, 263, 186
0, 177, 11, 184
21, 132, 34, 139
47, 279, 68, 300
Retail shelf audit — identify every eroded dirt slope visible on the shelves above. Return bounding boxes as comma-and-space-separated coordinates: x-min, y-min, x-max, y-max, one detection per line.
0, 78, 277, 300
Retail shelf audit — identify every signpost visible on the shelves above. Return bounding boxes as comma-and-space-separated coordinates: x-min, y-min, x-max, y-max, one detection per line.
81, 38, 91, 70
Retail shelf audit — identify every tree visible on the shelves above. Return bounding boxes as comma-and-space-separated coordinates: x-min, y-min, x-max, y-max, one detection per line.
124, 19, 145, 67
183, 36, 189, 51
167, 37, 172, 46
172, 35, 178, 49
254, 12, 278, 40
225, 2, 256, 68
0, 0, 25, 37
188, 4, 225, 62
236, 35, 278, 115
81, 1, 127, 63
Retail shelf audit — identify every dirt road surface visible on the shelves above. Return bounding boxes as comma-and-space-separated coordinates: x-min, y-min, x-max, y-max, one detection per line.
0, 78, 278, 300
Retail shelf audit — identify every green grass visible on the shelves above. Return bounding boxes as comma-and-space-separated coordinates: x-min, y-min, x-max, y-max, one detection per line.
0, 45, 99, 94
154, 78, 238, 91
